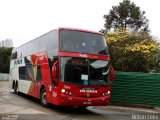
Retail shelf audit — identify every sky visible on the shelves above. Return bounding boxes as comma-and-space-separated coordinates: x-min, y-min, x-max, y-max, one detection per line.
0, 0, 160, 47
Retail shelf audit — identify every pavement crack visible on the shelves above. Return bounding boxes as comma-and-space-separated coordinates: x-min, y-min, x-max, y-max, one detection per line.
0, 96, 10, 104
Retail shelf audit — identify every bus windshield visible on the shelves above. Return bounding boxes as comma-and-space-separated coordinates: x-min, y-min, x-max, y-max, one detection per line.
60, 57, 110, 86
60, 30, 108, 55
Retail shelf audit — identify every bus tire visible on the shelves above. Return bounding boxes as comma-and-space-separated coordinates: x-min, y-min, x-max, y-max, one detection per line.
14, 82, 19, 94
40, 88, 49, 107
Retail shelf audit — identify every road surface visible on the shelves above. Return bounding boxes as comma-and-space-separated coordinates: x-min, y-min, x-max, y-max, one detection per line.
0, 81, 159, 120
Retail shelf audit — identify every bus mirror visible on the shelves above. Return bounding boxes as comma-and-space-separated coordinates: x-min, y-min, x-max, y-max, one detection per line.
52, 60, 59, 82
110, 66, 115, 82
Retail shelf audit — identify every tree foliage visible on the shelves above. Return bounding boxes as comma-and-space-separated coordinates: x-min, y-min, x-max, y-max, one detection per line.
0, 47, 13, 73
106, 29, 158, 72
155, 44, 160, 72
104, 0, 149, 32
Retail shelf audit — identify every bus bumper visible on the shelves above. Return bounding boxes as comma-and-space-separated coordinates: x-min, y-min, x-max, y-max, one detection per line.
59, 94, 110, 106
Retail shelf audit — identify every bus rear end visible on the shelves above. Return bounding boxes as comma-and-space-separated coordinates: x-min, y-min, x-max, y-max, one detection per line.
51, 28, 114, 106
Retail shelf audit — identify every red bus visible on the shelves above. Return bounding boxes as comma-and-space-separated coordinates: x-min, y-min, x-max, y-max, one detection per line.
9, 28, 114, 107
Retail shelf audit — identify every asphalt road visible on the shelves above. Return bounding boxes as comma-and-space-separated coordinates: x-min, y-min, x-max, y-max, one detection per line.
0, 81, 159, 120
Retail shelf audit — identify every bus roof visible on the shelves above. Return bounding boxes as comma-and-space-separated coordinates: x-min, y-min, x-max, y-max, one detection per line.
58, 27, 104, 35
13, 27, 103, 52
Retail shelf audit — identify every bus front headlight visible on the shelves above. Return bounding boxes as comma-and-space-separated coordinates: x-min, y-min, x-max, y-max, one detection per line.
61, 89, 65, 93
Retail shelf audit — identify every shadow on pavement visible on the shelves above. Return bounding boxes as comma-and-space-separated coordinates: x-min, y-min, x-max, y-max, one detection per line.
11, 92, 98, 115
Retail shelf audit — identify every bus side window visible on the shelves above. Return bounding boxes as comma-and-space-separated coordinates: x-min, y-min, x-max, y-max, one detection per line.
11, 51, 17, 59
19, 66, 26, 80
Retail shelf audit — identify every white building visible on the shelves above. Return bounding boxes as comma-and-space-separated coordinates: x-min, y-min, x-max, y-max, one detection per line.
0, 39, 13, 47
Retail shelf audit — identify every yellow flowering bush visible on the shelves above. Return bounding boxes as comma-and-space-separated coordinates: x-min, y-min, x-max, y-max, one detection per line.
106, 29, 159, 72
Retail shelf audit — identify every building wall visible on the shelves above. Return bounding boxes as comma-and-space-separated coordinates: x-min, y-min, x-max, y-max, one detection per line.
0, 39, 13, 47
0, 73, 9, 81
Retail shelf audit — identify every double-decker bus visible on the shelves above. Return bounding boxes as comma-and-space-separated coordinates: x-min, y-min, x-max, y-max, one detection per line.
9, 28, 114, 107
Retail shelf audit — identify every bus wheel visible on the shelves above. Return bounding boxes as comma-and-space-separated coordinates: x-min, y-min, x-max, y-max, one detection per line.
40, 88, 49, 107
14, 82, 19, 94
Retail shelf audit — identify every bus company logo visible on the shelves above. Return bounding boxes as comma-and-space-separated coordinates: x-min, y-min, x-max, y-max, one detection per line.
64, 85, 71, 89
39, 56, 44, 60
79, 54, 88, 58
52, 92, 57, 97
86, 93, 90, 97
80, 88, 97, 93
14, 59, 22, 65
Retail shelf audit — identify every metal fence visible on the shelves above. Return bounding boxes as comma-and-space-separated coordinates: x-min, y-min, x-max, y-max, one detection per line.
0, 73, 9, 81
110, 72, 160, 108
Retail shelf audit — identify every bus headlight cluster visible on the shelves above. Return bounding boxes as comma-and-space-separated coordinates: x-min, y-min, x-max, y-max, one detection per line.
61, 89, 73, 95
101, 91, 110, 96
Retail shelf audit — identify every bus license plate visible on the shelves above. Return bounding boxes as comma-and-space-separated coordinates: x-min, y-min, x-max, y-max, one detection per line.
83, 101, 92, 104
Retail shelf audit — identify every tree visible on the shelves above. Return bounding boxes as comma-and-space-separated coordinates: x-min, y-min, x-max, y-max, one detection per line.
155, 44, 160, 72
0, 47, 13, 73
106, 29, 158, 72
104, 0, 149, 32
